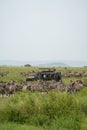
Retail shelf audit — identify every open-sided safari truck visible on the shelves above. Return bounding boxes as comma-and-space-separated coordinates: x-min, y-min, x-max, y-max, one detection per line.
26, 68, 61, 81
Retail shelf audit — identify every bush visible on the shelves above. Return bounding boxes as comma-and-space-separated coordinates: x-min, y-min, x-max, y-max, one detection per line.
24, 64, 31, 67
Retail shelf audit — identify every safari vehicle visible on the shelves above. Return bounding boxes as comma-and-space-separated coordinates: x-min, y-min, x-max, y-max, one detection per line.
26, 68, 61, 81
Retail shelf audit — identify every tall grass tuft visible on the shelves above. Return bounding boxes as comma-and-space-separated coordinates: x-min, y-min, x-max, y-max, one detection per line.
0, 90, 84, 130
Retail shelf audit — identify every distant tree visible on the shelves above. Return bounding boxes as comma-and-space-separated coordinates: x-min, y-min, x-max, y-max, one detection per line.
24, 64, 31, 67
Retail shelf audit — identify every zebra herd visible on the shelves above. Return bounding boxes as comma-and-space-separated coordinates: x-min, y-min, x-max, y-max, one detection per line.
0, 79, 87, 97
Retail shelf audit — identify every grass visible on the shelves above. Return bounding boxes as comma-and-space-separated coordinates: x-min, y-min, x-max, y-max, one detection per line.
0, 66, 87, 83
0, 66, 87, 130
0, 122, 44, 130
0, 90, 86, 130
0, 66, 39, 82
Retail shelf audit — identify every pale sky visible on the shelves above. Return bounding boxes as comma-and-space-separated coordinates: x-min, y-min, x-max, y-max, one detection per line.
0, 0, 87, 62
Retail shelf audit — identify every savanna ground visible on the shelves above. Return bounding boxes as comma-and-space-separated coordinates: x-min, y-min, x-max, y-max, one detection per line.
0, 66, 87, 130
